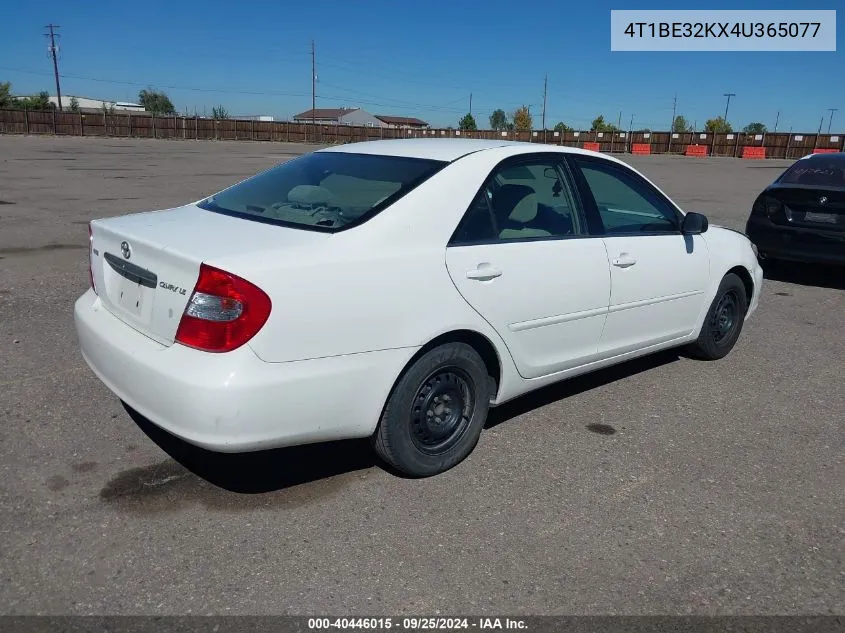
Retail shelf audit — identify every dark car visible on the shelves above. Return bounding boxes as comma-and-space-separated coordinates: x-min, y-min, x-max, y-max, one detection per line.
745, 152, 845, 266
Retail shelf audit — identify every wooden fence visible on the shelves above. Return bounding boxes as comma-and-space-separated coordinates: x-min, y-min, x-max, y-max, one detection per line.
1, 109, 843, 159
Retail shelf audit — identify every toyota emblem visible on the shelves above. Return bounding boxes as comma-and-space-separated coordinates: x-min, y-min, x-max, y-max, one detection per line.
819, 196, 828, 206
120, 241, 131, 259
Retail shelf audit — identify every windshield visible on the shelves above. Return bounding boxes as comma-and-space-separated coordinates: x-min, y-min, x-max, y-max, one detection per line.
197, 151, 447, 232
778, 156, 845, 188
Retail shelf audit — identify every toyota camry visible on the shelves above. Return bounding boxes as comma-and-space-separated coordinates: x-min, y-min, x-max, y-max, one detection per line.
74, 139, 763, 477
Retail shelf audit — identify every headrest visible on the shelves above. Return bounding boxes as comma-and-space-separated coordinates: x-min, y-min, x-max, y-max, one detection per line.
288, 185, 332, 206
492, 184, 538, 224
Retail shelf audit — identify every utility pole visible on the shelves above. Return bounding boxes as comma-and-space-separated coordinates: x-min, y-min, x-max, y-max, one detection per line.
670, 94, 677, 130
817, 117, 824, 134
723, 92, 736, 123
774, 111, 780, 133
541, 73, 547, 132
827, 108, 838, 133
44, 24, 62, 111
617, 111, 622, 130
311, 40, 316, 127
669, 94, 677, 152
469, 93, 472, 116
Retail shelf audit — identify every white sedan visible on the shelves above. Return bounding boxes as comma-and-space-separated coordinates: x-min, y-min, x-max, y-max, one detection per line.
75, 139, 763, 477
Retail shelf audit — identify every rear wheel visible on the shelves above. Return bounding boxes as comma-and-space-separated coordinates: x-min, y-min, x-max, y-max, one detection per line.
687, 273, 748, 360
373, 343, 491, 477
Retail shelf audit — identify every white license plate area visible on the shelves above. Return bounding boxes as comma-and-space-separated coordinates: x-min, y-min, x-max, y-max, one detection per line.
804, 212, 837, 224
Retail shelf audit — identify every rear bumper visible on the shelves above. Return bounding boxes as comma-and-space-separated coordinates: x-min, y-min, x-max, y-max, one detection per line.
746, 217, 845, 266
74, 289, 417, 452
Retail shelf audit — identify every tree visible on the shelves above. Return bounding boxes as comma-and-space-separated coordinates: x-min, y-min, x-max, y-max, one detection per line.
591, 114, 619, 132
671, 115, 692, 133
458, 113, 477, 131
69, 96, 80, 113
0, 81, 13, 109
512, 105, 532, 131
16, 91, 52, 110
553, 121, 573, 133
743, 122, 767, 134
212, 105, 230, 119
704, 117, 732, 133
138, 88, 175, 115
489, 109, 508, 131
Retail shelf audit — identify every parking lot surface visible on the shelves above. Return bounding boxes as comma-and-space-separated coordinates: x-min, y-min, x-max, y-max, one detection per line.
1, 135, 843, 615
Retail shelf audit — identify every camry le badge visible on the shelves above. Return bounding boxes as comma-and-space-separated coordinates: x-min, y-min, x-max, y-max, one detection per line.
120, 241, 131, 259
819, 196, 828, 205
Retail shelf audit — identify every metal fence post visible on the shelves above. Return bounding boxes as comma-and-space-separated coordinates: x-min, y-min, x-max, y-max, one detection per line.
52, 107, 56, 135
152, 115, 157, 139
24, 107, 29, 134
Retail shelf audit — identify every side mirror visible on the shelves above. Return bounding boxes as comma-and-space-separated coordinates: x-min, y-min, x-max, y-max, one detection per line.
681, 212, 708, 235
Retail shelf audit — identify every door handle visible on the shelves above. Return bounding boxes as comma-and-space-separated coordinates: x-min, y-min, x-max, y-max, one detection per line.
612, 254, 637, 268
466, 266, 502, 281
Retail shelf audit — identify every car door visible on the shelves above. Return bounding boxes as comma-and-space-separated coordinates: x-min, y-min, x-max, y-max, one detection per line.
445, 154, 611, 380
567, 155, 710, 357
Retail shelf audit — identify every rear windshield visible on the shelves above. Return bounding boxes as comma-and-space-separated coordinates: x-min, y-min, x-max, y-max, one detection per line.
778, 156, 845, 187
198, 151, 446, 232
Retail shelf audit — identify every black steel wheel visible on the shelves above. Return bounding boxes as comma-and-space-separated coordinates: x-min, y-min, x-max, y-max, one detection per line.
409, 367, 475, 455
687, 272, 749, 361
373, 342, 491, 477
709, 289, 740, 344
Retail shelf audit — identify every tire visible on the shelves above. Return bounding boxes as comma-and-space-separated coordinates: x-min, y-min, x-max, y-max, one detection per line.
372, 342, 491, 477
686, 272, 748, 361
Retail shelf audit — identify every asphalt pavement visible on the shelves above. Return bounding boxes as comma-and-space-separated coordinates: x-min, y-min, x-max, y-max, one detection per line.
1, 135, 843, 616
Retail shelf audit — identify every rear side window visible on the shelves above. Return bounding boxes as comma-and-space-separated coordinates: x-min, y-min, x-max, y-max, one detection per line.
778, 157, 845, 187
198, 152, 446, 232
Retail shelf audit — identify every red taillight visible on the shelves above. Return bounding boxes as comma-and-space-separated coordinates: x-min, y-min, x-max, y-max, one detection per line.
175, 264, 272, 353
88, 223, 97, 294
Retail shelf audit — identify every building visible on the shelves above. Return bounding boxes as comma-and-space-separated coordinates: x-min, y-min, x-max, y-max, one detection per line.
293, 107, 428, 129
47, 95, 145, 113
373, 115, 429, 129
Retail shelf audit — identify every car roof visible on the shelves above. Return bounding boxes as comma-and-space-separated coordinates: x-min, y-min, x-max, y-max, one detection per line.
317, 137, 620, 163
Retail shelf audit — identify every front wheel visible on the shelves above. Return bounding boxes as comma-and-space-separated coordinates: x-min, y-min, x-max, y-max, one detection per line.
372, 342, 491, 477
686, 272, 748, 361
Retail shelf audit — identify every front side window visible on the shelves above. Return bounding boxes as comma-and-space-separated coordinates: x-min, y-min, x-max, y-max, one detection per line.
574, 158, 679, 235
450, 158, 586, 245
198, 151, 446, 232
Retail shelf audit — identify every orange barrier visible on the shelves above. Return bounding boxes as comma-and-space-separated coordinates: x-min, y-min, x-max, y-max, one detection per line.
742, 146, 766, 159
631, 143, 651, 155
582, 142, 600, 152
685, 145, 708, 157
813, 148, 839, 154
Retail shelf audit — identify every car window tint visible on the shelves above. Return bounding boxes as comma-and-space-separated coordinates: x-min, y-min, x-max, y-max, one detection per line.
451, 160, 586, 245
577, 161, 678, 234
197, 152, 445, 232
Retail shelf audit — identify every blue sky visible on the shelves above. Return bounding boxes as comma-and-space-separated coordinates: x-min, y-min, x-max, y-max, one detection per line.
1, 0, 842, 132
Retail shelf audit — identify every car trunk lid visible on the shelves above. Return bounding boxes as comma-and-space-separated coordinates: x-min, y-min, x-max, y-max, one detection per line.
766, 186, 845, 232
89, 204, 330, 346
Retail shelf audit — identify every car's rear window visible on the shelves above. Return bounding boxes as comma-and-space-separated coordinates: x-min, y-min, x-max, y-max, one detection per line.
778, 156, 845, 187
198, 151, 446, 232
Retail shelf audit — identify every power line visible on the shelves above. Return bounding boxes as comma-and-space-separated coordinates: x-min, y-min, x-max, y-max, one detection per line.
0, 66, 310, 98
44, 24, 62, 111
